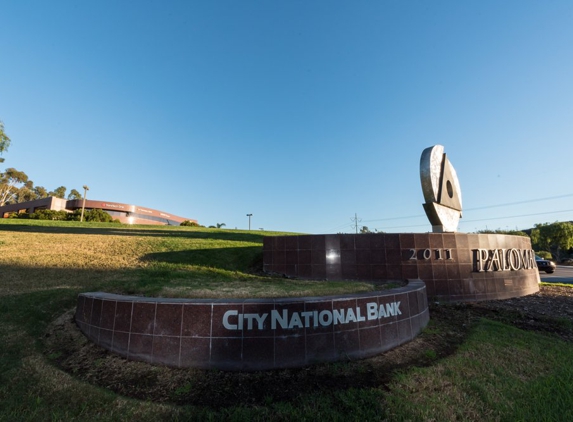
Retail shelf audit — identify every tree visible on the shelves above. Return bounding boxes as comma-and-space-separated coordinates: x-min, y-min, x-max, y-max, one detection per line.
0, 121, 10, 164
529, 227, 541, 249
68, 189, 82, 200
216, 223, 226, 229
49, 186, 67, 199
0, 168, 29, 206
530, 222, 573, 260
33, 186, 48, 199
14, 180, 36, 203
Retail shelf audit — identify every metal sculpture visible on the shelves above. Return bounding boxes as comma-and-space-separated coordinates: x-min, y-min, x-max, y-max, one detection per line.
420, 145, 462, 232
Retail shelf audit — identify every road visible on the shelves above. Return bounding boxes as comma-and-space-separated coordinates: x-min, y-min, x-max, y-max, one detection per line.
540, 265, 573, 284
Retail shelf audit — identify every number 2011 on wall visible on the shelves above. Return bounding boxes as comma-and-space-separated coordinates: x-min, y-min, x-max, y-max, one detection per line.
408, 248, 453, 261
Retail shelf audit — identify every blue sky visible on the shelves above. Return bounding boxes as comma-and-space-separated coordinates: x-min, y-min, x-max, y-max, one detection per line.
2, 1, 573, 233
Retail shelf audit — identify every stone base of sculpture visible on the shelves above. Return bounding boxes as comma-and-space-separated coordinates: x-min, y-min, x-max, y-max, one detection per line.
263, 232, 540, 302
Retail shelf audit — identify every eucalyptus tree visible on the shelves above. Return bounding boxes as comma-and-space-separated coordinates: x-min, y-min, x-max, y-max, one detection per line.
15, 180, 36, 203
33, 186, 48, 199
0, 168, 29, 206
68, 189, 82, 200
49, 186, 67, 199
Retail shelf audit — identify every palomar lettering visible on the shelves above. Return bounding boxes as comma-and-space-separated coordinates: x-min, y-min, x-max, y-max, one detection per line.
473, 248, 535, 272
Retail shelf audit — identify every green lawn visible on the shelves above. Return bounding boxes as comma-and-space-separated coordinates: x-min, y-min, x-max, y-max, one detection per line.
1, 219, 572, 421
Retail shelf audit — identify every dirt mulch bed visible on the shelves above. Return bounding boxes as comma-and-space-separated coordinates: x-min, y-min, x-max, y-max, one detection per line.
44, 284, 573, 408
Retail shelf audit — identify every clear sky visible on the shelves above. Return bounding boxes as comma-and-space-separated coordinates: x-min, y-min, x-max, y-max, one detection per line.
2, 1, 573, 234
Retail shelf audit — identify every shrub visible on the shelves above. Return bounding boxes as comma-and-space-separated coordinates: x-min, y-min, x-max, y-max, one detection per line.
67, 209, 82, 221
83, 208, 114, 223
68, 208, 118, 223
477, 229, 529, 237
30, 209, 69, 220
536, 251, 552, 259
180, 220, 199, 227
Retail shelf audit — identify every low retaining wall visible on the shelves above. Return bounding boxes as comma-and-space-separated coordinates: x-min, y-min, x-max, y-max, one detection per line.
75, 280, 429, 371
263, 233, 540, 302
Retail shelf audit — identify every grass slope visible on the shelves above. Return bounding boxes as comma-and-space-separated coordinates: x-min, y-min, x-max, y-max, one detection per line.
1, 219, 572, 421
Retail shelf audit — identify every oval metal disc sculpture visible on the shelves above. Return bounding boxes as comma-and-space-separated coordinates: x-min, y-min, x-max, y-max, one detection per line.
420, 145, 463, 233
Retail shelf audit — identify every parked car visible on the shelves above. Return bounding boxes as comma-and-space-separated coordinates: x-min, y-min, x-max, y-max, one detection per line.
535, 255, 556, 273
561, 258, 573, 265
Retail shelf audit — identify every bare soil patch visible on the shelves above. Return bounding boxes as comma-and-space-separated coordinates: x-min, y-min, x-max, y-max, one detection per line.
44, 285, 573, 408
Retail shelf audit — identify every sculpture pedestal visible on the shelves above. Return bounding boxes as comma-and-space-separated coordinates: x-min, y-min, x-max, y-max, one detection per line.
263, 233, 540, 302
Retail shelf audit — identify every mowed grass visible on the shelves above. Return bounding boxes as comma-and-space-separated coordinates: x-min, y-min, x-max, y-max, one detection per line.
0, 219, 375, 298
1, 219, 573, 421
385, 319, 573, 421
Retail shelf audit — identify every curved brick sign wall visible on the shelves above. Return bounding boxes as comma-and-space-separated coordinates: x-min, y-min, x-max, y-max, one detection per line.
263, 233, 540, 302
75, 281, 429, 370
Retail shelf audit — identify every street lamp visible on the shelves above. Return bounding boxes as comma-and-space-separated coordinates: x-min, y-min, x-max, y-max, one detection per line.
80, 185, 89, 222
246, 213, 252, 231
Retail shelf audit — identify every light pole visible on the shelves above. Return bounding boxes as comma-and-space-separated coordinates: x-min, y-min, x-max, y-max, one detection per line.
80, 185, 89, 222
246, 213, 252, 231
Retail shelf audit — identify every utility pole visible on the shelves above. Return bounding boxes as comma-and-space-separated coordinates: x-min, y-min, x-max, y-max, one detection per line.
351, 213, 362, 234
246, 213, 252, 230
80, 185, 89, 222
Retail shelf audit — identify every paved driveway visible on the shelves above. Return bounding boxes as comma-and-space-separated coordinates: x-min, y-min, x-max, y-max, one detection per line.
540, 265, 573, 284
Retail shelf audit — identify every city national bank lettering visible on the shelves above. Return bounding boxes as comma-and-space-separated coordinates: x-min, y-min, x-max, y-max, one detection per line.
473, 248, 536, 272
223, 301, 402, 331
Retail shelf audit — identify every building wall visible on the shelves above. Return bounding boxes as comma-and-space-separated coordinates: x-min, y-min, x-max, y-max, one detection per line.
0, 197, 197, 226
66, 199, 194, 225
0, 197, 68, 217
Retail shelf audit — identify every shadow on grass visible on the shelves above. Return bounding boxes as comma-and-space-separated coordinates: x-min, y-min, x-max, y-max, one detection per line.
143, 247, 263, 272
0, 223, 269, 243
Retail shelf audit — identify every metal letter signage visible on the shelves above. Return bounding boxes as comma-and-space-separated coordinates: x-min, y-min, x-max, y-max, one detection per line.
221, 301, 402, 331
420, 145, 463, 232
